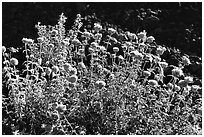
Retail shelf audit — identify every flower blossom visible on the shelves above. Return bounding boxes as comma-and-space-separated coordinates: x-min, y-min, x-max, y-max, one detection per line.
167, 83, 174, 90
95, 80, 106, 89
69, 67, 77, 75
52, 65, 59, 73
10, 58, 18, 66
191, 85, 201, 92
146, 36, 155, 43
67, 75, 78, 83
63, 63, 72, 72
172, 67, 183, 77
158, 62, 168, 68
62, 38, 70, 46
184, 76, 194, 83
156, 46, 166, 55
45, 67, 52, 76
94, 23, 102, 32
174, 85, 181, 91
154, 56, 161, 63
78, 62, 86, 69
113, 47, 119, 53
37, 37, 44, 43
2, 46, 6, 53
94, 33, 102, 40
143, 70, 151, 77
91, 42, 98, 49
177, 80, 188, 87
99, 46, 106, 52
108, 28, 116, 34
22, 38, 34, 45
72, 38, 81, 46
122, 45, 127, 52
127, 32, 137, 40
56, 103, 67, 112
83, 31, 92, 38
148, 79, 158, 87
138, 30, 147, 39
130, 50, 143, 60
78, 48, 85, 55
182, 56, 191, 66
118, 55, 124, 61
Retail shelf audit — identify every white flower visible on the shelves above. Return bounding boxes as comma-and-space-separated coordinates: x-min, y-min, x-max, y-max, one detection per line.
158, 61, 168, 68
83, 31, 92, 38
143, 70, 151, 77
37, 37, 44, 43
154, 56, 161, 63
10, 58, 18, 66
22, 38, 34, 45
97, 64, 103, 71
103, 68, 110, 74
125, 41, 132, 47
62, 38, 70, 46
56, 103, 67, 112
63, 63, 72, 72
130, 84, 136, 90
145, 54, 153, 62
148, 79, 158, 87
94, 33, 102, 40
109, 73, 115, 79
67, 75, 78, 83
80, 131, 86, 135
174, 85, 181, 91
156, 47, 165, 55
122, 45, 127, 51
127, 32, 137, 40
78, 62, 86, 69
118, 55, 124, 61
68, 82, 76, 88
113, 47, 119, 53
138, 30, 147, 39
172, 68, 183, 77
182, 56, 191, 65
89, 47, 95, 53
95, 80, 106, 88
139, 43, 146, 49
108, 28, 116, 34
94, 23, 102, 32
146, 36, 155, 43
51, 29, 58, 35
91, 42, 98, 49
72, 38, 81, 45
130, 50, 143, 60
182, 86, 190, 96
69, 67, 77, 75
52, 65, 59, 73
177, 80, 188, 87
191, 85, 200, 92
38, 58, 42, 65
2, 46, 6, 53
128, 46, 134, 52
99, 46, 106, 52
45, 67, 52, 76
167, 83, 174, 90
78, 48, 85, 55
184, 76, 193, 83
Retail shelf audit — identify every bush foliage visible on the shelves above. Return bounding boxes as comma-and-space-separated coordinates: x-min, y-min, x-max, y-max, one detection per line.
2, 13, 202, 135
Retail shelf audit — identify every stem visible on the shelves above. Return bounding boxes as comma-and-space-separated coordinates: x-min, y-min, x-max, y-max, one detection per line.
90, 53, 93, 83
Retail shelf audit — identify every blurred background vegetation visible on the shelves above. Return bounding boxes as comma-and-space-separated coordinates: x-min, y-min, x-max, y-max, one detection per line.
2, 2, 202, 56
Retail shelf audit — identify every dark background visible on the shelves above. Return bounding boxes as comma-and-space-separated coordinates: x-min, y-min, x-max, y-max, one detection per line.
2, 2, 202, 56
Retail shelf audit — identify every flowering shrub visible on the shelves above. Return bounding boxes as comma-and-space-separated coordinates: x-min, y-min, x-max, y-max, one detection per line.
2, 13, 202, 135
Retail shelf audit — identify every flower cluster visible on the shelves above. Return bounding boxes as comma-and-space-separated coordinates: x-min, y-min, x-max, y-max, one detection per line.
2, 13, 202, 135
